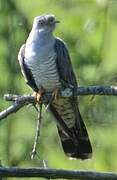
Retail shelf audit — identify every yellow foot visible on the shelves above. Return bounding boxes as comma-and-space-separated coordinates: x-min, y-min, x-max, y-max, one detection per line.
52, 87, 59, 100
33, 87, 45, 103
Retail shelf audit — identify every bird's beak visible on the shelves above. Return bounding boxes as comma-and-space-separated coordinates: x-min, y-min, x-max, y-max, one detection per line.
55, 20, 60, 23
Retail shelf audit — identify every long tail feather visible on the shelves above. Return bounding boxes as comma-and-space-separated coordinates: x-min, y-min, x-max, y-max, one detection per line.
49, 101, 92, 159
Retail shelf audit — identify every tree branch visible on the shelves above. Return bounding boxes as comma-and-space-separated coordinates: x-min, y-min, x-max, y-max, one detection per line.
0, 86, 117, 179
0, 167, 117, 179
0, 95, 36, 121
0, 85, 117, 121
71, 85, 117, 96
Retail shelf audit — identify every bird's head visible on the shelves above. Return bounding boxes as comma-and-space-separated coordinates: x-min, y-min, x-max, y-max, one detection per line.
32, 14, 60, 33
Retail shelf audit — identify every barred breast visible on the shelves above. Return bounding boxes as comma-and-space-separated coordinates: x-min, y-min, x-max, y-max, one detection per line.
25, 44, 61, 91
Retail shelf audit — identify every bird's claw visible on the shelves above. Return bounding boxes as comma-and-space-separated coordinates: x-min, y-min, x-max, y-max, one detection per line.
33, 87, 45, 103
52, 87, 60, 100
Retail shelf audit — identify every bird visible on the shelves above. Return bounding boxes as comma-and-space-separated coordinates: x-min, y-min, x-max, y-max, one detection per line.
18, 14, 92, 159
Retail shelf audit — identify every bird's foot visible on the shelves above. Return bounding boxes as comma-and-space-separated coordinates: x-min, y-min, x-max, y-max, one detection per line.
52, 87, 60, 100
33, 87, 45, 104
44, 87, 60, 111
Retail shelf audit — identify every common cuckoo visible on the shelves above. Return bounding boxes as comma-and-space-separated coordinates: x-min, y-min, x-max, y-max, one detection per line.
18, 14, 92, 159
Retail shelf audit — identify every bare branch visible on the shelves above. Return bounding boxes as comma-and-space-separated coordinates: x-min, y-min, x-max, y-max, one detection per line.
71, 85, 117, 96
0, 102, 25, 121
0, 95, 36, 121
0, 167, 117, 179
0, 85, 117, 121
0, 86, 117, 179
31, 104, 42, 160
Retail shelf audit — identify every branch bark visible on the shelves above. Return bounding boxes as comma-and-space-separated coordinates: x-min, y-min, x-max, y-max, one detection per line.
0, 95, 36, 121
71, 85, 117, 96
0, 167, 117, 179
0, 85, 117, 121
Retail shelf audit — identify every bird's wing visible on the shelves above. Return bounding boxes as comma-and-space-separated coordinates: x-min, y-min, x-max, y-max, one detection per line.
18, 44, 38, 92
54, 37, 77, 87
48, 38, 92, 159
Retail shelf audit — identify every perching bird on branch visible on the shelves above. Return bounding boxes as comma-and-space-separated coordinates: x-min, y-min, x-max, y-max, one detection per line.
18, 14, 92, 159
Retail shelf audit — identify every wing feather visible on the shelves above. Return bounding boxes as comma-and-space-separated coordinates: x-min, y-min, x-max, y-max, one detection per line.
18, 44, 38, 92
53, 38, 92, 159
54, 38, 77, 87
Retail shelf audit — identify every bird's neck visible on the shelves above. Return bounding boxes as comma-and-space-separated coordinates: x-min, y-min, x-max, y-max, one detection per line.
28, 29, 54, 45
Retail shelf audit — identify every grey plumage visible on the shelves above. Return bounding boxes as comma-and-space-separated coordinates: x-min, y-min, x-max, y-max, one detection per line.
18, 14, 92, 159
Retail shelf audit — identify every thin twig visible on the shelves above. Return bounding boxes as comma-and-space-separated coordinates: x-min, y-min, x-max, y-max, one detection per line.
43, 160, 51, 180
31, 104, 43, 159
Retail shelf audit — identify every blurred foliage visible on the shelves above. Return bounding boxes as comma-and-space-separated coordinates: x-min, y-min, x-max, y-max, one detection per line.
0, 0, 117, 179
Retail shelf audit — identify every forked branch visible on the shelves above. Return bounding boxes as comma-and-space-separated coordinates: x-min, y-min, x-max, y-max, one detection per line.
0, 85, 117, 121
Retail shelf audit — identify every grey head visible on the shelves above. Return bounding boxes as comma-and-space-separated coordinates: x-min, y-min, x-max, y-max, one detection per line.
32, 14, 60, 33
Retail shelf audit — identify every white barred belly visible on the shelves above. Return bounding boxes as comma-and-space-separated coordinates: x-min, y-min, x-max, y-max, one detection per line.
25, 51, 61, 91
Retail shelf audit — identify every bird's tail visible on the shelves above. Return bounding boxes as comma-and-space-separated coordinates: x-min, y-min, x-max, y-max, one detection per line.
57, 111, 92, 159
49, 104, 92, 159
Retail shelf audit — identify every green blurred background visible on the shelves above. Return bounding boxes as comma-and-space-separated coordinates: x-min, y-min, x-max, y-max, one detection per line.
0, 0, 117, 179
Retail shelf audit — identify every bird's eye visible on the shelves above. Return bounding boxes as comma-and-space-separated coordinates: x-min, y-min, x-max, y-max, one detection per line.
49, 19, 54, 24
49, 19, 53, 22
39, 21, 44, 25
